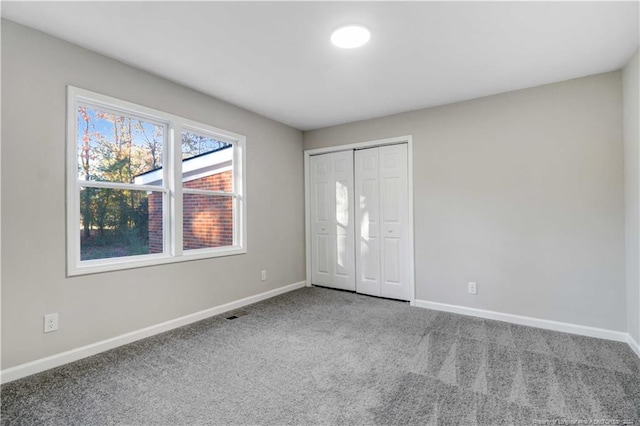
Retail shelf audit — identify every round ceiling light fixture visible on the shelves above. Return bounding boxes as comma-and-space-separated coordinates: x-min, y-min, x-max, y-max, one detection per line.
330, 24, 370, 49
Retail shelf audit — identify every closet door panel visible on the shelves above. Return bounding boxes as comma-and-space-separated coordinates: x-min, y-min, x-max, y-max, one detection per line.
379, 144, 410, 300
355, 148, 381, 296
310, 155, 333, 287
310, 151, 355, 291
331, 151, 356, 290
383, 238, 401, 283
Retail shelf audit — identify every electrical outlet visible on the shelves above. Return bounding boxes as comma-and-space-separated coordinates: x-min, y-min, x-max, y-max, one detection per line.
44, 313, 58, 333
468, 282, 477, 295
261, 270, 267, 281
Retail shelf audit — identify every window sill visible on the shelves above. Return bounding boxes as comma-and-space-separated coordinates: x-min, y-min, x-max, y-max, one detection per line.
67, 246, 246, 277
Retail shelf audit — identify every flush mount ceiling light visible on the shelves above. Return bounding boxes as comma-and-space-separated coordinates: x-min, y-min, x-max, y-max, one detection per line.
330, 25, 370, 49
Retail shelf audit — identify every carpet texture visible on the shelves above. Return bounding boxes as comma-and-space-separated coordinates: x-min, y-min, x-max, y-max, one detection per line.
2, 287, 639, 425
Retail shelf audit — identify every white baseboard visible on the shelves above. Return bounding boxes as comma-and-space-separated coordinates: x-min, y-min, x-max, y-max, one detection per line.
414, 299, 629, 343
1, 281, 306, 384
628, 334, 640, 359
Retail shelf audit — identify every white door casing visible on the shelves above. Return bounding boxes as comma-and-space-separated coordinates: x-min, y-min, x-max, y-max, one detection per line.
310, 151, 355, 291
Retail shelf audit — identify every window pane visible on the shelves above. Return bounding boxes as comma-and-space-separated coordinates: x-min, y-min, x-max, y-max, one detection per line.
79, 187, 164, 260
77, 106, 164, 186
181, 131, 233, 192
183, 194, 233, 250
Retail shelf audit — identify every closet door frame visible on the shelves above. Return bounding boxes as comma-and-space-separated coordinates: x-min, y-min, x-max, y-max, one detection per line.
304, 135, 416, 306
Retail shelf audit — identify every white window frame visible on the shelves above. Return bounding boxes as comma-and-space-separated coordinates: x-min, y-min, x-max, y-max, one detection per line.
66, 86, 246, 276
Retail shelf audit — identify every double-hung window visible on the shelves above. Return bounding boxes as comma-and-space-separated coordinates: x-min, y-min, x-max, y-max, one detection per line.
67, 86, 246, 275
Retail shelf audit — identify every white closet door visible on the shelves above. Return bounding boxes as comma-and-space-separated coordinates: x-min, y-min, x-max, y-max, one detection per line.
310, 151, 355, 291
355, 148, 381, 296
310, 154, 332, 287
355, 144, 410, 300
379, 144, 410, 300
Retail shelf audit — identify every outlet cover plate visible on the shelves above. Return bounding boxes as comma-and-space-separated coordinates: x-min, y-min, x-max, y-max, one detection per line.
468, 282, 477, 295
44, 313, 59, 333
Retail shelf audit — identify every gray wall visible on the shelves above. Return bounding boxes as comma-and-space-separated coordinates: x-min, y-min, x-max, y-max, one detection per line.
624, 49, 640, 343
305, 72, 626, 332
1, 20, 305, 369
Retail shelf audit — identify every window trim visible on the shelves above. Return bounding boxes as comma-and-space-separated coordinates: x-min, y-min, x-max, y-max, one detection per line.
66, 86, 246, 276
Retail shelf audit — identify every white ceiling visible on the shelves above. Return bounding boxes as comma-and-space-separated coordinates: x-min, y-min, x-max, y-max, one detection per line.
2, 1, 639, 131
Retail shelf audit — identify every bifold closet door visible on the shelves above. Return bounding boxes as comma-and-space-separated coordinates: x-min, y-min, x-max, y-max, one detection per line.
309, 151, 355, 291
355, 144, 410, 301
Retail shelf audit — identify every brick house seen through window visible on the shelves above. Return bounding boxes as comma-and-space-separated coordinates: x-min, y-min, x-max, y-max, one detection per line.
135, 145, 233, 252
